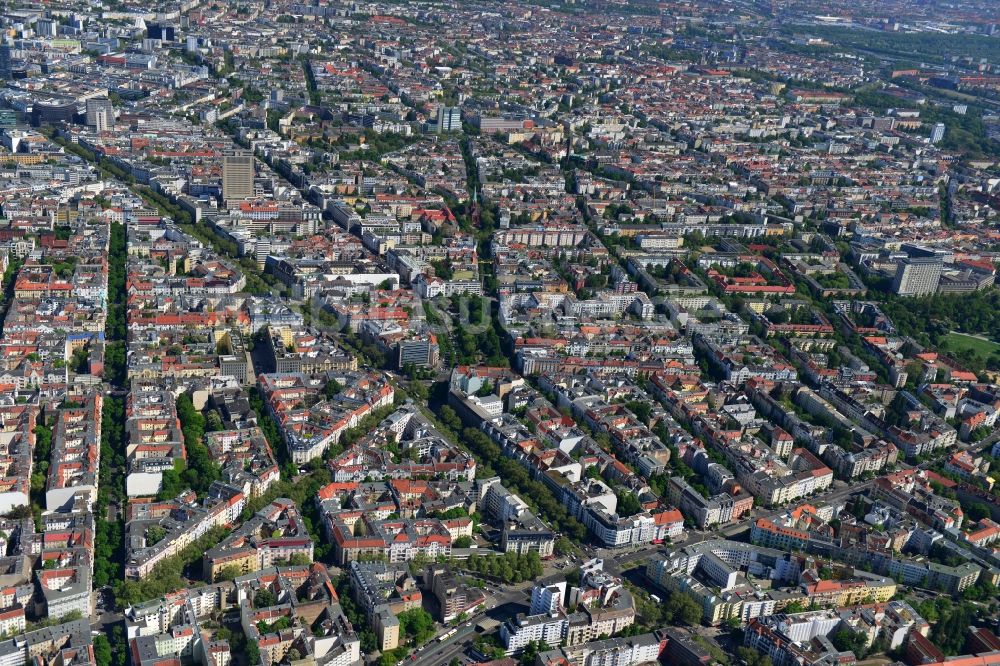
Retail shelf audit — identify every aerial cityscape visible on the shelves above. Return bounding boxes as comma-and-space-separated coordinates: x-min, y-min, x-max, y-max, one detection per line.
0, 1, 999, 666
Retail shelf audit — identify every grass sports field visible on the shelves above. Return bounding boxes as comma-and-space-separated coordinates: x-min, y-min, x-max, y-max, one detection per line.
940, 332, 1000, 362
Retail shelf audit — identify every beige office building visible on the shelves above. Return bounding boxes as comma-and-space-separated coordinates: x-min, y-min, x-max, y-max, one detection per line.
222, 151, 254, 202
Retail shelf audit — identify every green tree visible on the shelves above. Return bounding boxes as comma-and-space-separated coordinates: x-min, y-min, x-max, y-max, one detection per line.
667, 592, 703, 625
616, 491, 642, 517
246, 640, 261, 666
115, 526, 230, 605
215, 565, 242, 581
930, 602, 975, 656
204, 410, 225, 432
323, 378, 343, 399
519, 640, 545, 666
254, 588, 277, 608
966, 502, 990, 522
379, 649, 407, 666
93, 635, 112, 666
830, 630, 868, 657
145, 525, 167, 545
175, 394, 222, 496
737, 647, 773, 666
625, 400, 652, 424
398, 608, 436, 645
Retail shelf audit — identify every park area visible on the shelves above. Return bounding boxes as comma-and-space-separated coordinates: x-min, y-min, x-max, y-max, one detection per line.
940, 332, 1000, 366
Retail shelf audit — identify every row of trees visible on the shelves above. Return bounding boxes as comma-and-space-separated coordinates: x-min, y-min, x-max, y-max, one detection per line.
103, 223, 127, 385
139, 183, 276, 296
93, 222, 128, 593
301, 59, 320, 104
247, 386, 288, 475
105, 222, 126, 338
158, 395, 223, 499
462, 551, 544, 584
30, 422, 52, 498
96, 220, 127, 666
93, 634, 113, 666
115, 526, 230, 606
338, 404, 397, 450
437, 405, 587, 544
135, 186, 192, 226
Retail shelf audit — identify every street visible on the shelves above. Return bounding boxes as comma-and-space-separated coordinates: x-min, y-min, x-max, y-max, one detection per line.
415, 598, 529, 666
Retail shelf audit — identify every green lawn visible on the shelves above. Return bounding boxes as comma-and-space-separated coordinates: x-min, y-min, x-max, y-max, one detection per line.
940, 332, 1000, 360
